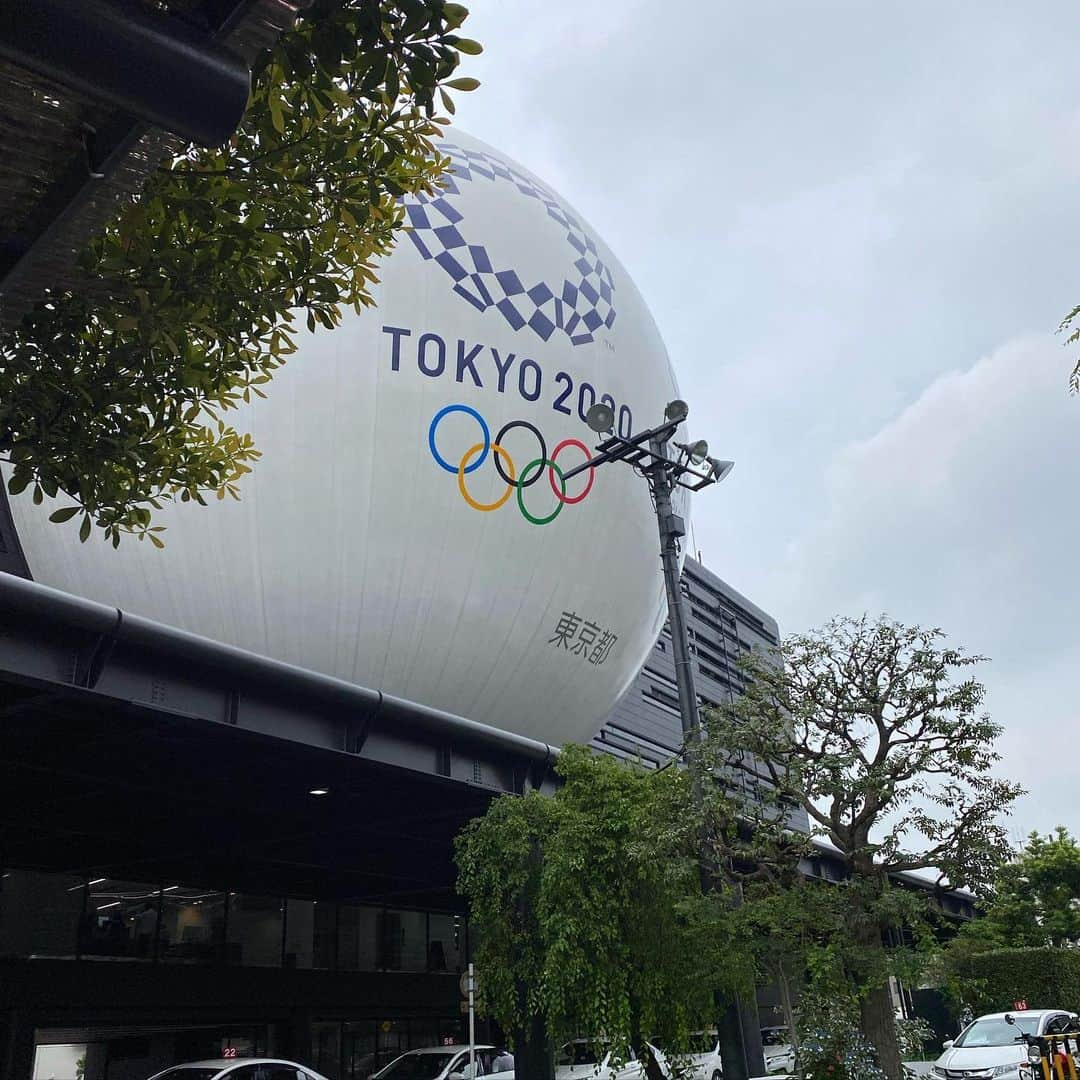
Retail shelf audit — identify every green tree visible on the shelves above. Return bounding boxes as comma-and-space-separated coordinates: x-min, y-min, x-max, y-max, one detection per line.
1059, 309, 1080, 394
0, 0, 481, 545
697, 615, 1021, 1080
957, 828, 1080, 950
455, 746, 752, 1080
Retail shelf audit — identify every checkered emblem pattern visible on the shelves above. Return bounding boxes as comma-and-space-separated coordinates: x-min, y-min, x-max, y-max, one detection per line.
401, 142, 616, 346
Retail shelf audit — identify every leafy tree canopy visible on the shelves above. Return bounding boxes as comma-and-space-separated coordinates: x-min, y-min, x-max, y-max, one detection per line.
0, 0, 480, 546
956, 828, 1080, 952
1060, 308, 1080, 394
696, 615, 1021, 1080
455, 746, 752, 1069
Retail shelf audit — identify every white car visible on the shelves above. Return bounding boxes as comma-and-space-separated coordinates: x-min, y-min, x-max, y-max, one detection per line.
374, 1045, 514, 1080
761, 1028, 795, 1075
648, 1034, 721, 1080
149, 1061, 330, 1080
931, 1010, 1079, 1080
486, 1040, 662, 1080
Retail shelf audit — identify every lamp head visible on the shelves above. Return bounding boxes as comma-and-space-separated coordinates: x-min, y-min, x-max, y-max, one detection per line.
707, 457, 735, 483
685, 439, 709, 465
664, 399, 689, 423
585, 402, 616, 433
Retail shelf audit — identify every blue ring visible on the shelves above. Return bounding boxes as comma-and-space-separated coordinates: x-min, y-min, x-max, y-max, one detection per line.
429, 404, 490, 474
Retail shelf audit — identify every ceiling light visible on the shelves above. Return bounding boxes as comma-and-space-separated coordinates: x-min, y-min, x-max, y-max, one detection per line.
309, 787, 330, 796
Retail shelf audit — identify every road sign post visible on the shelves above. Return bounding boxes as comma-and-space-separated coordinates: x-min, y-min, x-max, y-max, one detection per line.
460, 965, 477, 1078
468, 963, 476, 1079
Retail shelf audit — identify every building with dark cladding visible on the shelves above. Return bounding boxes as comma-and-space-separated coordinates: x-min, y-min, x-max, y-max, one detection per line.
594, 556, 809, 834
594, 555, 781, 769
0, 548, 969, 1080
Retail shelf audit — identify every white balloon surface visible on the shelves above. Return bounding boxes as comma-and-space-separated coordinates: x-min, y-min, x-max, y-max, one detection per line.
8, 129, 687, 745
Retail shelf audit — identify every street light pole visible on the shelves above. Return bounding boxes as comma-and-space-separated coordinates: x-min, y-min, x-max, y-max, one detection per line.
565, 399, 730, 756
566, 400, 758, 1080
647, 431, 704, 751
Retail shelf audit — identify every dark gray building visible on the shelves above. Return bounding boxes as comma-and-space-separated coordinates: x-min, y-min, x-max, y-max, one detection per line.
593, 555, 780, 767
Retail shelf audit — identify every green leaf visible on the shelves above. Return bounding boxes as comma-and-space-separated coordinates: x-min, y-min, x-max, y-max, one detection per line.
444, 76, 480, 91
79, 514, 92, 543
1, 0, 468, 542
453, 38, 483, 55
48, 506, 81, 523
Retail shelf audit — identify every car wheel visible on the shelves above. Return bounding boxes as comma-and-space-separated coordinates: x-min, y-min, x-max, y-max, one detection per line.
712, 1071, 722, 1080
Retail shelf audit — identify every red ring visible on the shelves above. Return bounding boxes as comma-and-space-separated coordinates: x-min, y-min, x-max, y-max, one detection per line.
549, 438, 595, 504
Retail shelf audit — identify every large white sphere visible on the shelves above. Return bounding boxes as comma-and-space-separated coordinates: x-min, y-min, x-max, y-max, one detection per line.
7, 130, 686, 745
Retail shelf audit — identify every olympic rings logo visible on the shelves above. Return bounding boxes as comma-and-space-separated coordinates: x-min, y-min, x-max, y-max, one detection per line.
428, 404, 596, 526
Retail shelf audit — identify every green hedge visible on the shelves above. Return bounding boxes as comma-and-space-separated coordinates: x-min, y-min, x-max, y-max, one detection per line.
959, 948, 1080, 1014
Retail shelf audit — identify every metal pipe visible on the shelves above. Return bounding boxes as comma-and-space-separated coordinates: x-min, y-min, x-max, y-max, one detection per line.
0, 0, 251, 147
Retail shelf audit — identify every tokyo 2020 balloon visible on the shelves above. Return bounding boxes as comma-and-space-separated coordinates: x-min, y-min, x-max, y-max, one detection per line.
5, 130, 688, 746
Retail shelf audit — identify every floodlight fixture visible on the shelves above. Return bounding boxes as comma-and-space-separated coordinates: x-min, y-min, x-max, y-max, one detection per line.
707, 457, 735, 483
687, 439, 709, 464
585, 402, 616, 433
664, 399, 689, 423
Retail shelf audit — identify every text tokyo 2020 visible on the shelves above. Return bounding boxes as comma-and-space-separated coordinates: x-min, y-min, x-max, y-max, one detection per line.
382, 325, 634, 438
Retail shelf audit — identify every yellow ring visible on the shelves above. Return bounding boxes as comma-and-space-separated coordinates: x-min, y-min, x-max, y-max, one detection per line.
458, 442, 515, 511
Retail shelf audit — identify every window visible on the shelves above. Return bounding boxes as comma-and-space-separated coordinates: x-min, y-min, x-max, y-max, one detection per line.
226, 1066, 303, 1080
954, 1016, 1038, 1047
376, 1050, 460, 1080
81, 879, 161, 960
428, 913, 463, 971
160, 888, 226, 964
228, 894, 284, 967
261, 1068, 304, 1080
284, 899, 334, 969
0, 869, 82, 958
1045, 1015, 1074, 1036
339, 905, 378, 970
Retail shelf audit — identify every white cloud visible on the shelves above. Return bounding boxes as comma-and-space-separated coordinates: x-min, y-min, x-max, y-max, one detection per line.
451, 0, 1080, 834
765, 333, 1080, 833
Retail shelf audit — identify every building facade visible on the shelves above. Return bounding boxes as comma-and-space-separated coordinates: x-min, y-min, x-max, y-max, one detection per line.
0, 559, 968, 1080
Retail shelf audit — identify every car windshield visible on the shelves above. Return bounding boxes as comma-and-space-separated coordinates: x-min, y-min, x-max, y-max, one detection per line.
558, 1045, 599, 1067
955, 1018, 1040, 1047
650, 1036, 714, 1055
153, 1071, 222, 1080
379, 1052, 459, 1080
762, 1031, 790, 1048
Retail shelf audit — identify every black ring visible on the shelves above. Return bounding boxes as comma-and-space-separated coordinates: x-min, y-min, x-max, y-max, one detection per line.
494, 420, 547, 488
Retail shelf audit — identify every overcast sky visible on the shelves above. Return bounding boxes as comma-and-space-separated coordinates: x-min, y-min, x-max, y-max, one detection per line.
451, 1, 1080, 839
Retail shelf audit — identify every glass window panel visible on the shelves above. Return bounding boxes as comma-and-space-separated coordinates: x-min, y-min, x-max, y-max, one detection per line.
312, 1021, 342, 1080
343, 1020, 378, 1080
314, 901, 336, 969
283, 899, 334, 970
284, 899, 314, 969
376, 909, 426, 971
0, 870, 82, 958
81, 879, 161, 959
338, 905, 377, 971
399, 910, 427, 971
160, 888, 226, 964
228, 894, 283, 967
427, 914, 463, 972
375, 1020, 407, 1076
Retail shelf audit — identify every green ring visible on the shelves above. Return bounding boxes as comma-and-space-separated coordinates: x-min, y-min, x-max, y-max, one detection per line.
517, 458, 565, 525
